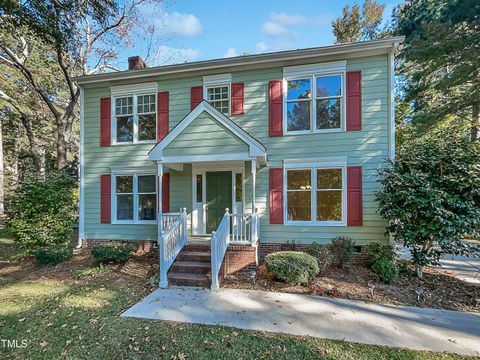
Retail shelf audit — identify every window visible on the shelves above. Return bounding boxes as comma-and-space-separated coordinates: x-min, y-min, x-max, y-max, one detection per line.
235, 173, 243, 202
285, 73, 343, 133
206, 85, 230, 114
114, 93, 156, 143
285, 165, 345, 225
114, 174, 156, 223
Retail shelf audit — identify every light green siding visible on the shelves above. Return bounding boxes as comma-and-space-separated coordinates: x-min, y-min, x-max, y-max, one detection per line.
164, 111, 248, 157
83, 54, 390, 245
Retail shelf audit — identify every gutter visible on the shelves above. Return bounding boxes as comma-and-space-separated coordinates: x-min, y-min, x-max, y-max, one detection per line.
73, 36, 405, 86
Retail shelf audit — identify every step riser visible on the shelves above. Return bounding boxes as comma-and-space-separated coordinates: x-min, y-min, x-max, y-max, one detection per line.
171, 265, 210, 274
169, 279, 210, 287
178, 254, 210, 262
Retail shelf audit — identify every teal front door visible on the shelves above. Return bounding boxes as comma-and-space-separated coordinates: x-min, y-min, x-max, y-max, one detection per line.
206, 171, 232, 233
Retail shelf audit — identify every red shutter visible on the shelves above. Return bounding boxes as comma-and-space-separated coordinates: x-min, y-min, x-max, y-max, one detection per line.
162, 173, 170, 213
347, 166, 363, 226
269, 80, 283, 137
269, 168, 284, 224
157, 91, 169, 142
231, 82, 244, 115
100, 174, 111, 224
346, 71, 362, 131
100, 97, 111, 146
191, 86, 203, 110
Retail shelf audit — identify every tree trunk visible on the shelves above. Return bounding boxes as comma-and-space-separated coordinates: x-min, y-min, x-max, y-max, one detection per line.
19, 114, 46, 179
0, 118, 4, 215
415, 265, 423, 279
57, 124, 68, 170
472, 102, 479, 141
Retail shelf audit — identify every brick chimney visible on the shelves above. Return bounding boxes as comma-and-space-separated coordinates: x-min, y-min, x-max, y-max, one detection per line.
128, 56, 147, 70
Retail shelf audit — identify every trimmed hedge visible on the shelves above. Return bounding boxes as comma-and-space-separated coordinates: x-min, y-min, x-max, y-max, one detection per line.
92, 241, 138, 263
35, 245, 73, 266
372, 258, 398, 284
365, 242, 397, 268
265, 251, 319, 285
306, 243, 333, 274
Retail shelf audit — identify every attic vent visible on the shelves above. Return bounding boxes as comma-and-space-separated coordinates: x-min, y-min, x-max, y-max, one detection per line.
128, 56, 147, 70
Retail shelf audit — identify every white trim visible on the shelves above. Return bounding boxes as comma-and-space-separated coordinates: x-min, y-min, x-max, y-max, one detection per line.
191, 162, 245, 235
203, 73, 232, 87
110, 82, 157, 97
111, 166, 156, 175
283, 60, 346, 77
111, 172, 158, 225
282, 71, 346, 135
283, 158, 347, 227
388, 46, 397, 160
78, 87, 85, 247
148, 101, 266, 162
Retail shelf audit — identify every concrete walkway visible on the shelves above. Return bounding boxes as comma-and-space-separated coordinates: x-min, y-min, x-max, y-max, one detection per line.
122, 287, 480, 356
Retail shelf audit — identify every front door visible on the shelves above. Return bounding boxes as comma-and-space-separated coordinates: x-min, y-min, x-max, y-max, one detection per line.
206, 171, 232, 233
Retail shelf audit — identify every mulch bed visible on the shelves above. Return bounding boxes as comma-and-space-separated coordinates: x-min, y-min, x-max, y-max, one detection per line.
222, 263, 480, 313
0, 248, 159, 286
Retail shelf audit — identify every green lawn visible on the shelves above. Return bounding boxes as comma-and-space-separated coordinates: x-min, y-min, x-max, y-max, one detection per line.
0, 278, 473, 360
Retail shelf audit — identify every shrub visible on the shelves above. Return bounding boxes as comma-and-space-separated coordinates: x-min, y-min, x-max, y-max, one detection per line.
306, 243, 333, 274
74, 263, 110, 279
5, 171, 78, 254
331, 236, 355, 269
35, 245, 73, 266
265, 251, 319, 285
372, 259, 398, 284
365, 242, 397, 268
376, 125, 480, 277
92, 241, 138, 263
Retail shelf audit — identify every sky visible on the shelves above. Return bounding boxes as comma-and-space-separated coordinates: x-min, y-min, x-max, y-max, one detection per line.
123, 0, 403, 67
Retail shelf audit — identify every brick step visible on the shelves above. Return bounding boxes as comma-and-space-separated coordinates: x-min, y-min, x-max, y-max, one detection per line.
171, 261, 211, 274
177, 251, 211, 263
168, 272, 210, 287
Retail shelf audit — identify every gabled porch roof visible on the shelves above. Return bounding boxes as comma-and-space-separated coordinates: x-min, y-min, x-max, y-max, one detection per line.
148, 101, 266, 165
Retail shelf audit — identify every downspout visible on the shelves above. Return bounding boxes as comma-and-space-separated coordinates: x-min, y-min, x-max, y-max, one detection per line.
77, 85, 85, 248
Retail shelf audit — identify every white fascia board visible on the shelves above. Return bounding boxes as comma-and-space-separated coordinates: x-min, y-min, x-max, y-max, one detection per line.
110, 82, 158, 97
148, 101, 266, 161
283, 60, 347, 77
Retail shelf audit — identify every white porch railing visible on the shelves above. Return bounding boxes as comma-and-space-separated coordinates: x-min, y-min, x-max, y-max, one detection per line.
158, 208, 187, 288
230, 209, 260, 245
210, 209, 231, 290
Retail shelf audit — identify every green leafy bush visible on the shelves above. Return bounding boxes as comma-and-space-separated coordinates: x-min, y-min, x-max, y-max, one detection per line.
331, 236, 355, 268
35, 245, 73, 266
372, 259, 398, 284
74, 263, 110, 279
365, 243, 397, 268
5, 171, 78, 253
265, 251, 319, 285
306, 243, 333, 274
376, 125, 480, 277
92, 241, 138, 263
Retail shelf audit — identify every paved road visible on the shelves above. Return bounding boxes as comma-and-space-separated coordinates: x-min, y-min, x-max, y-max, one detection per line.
122, 287, 480, 356
396, 244, 480, 286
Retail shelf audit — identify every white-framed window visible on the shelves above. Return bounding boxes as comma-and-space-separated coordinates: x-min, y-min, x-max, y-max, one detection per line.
284, 160, 346, 226
110, 82, 158, 144
283, 61, 346, 135
113, 173, 157, 224
203, 73, 232, 115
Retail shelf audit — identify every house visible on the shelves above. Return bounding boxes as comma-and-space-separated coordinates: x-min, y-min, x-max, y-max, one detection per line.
74, 37, 404, 289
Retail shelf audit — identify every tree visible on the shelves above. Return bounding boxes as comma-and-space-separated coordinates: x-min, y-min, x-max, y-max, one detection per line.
0, 0, 162, 171
393, 0, 480, 141
332, 0, 386, 43
375, 124, 480, 278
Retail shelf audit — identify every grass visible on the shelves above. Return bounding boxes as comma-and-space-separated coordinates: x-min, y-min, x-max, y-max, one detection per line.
73, 263, 110, 279
0, 278, 474, 360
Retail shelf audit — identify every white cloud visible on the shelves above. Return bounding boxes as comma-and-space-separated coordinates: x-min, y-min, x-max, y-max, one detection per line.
270, 12, 307, 26
153, 46, 202, 65
224, 48, 239, 58
255, 41, 293, 53
155, 11, 203, 37
261, 21, 291, 36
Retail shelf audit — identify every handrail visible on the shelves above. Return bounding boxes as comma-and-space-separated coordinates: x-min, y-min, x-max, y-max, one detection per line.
158, 208, 187, 288
210, 209, 231, 290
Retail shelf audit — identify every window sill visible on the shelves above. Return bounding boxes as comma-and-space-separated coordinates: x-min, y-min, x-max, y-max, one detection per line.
110, 140, 157, 146
112, 220, 157, 225
284, 220, 346, 227
283, 128, 344, 136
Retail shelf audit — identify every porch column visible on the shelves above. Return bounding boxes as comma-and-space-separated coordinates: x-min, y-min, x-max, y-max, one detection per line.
157, 162, 168, 288
157, 162, 163, 231
251, 159, 256, 213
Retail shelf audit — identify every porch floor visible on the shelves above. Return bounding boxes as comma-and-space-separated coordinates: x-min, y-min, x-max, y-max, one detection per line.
186, 235, 211, 245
